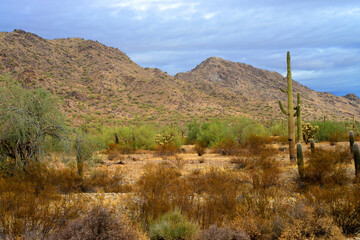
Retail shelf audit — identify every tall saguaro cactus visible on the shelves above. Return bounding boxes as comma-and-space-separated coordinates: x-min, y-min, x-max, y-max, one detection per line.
279, 51, 296, 161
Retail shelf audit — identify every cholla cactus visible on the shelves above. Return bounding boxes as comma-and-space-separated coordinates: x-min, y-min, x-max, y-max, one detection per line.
302, 122, 319, 144
155, 133, 175, 146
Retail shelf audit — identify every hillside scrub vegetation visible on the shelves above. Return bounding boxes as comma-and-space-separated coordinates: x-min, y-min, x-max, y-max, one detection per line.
1, 75, 360, 239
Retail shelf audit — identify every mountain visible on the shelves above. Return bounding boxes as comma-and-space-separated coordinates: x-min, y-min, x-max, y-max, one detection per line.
175, 57, 360, 121
0, 30, 358, 127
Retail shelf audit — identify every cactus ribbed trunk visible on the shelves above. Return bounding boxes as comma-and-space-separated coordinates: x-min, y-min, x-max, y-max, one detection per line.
287, 52, 296, 161
278, 52, 296, 161
354, 143, 360, 177
296, 93, 302, 143
349, 131, 354, 153
310, 138, 315, 153
297, 143, 304, 179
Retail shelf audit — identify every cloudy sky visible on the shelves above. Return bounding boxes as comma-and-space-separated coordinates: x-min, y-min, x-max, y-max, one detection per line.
1, 0, 359, 96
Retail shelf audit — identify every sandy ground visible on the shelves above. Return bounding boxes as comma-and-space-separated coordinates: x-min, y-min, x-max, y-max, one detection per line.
97, 141, 353, 184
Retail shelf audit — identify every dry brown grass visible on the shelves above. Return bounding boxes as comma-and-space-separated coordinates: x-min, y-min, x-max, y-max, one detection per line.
304, 147, 352, 186
154, 143, 180, 156
194, 143, 206, 156
3, 140, 360, 239
51, 206, 146, 240
0, 172, 86, 238
82, 166, 132, 193
328, 131, 345, 146
214, 138, 241, 155
304, 184, 360, 236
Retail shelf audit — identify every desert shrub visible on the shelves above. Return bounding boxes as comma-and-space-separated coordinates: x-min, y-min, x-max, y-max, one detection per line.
187, 168, 242, 227
52, 206, 144, 240
232, 188, 280, 240
0, 157, 18, 177
304, 148, 350, 185
313, 121, 346, 142
155, 128, 183, 156
269, 120, 287, 137
82, 166, 132, 193
94, 124, 157, 151
328, 130, 345, 145
0, 74, 67, 168
230, 156, 250, 169
197, 224, 250, 240
149, 209, 198, 240
74, 132, 97, 175
136, 163, 193, 224
135, 164, 243, 228
155, 142, 180, 156
279, 205, 344, 240
305, 185, 360, 236
243, 135, 273, 155
275, 135, 288, 145
103, 141, 134, 154
194, 143, 206, 156
187, 120, 201, 144
0, 173, 85, 239
195, 120, 234, 147
232, 191, 346, 240
215, 137, 241, 155
250, 158, 281, 190
134, 124, 157, 149
231, 117, 269, 143
51, 165, 82, 193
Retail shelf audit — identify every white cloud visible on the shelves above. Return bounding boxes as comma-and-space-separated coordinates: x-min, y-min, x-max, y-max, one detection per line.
203, 12, 217, 20
97, 0, 199, 14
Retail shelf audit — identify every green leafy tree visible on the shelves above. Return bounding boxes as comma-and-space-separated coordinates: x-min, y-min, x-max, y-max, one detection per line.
0, 74, 67, 168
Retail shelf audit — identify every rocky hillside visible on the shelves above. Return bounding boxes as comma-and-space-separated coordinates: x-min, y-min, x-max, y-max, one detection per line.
175, 57, 360, 121
0, 30, 358, 127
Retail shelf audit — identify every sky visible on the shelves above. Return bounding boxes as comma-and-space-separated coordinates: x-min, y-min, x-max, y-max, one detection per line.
1, 0, 360, 96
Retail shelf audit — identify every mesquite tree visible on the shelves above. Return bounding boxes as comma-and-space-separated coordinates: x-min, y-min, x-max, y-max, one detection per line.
0, 74, 67, 168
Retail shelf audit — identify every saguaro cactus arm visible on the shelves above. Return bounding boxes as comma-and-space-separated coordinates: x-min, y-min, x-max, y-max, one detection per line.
280, 88, 287, 94
279, 100, 289, 115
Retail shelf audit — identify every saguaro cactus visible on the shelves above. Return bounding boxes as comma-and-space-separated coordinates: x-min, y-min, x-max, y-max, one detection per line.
115, 133, 119, 144
294, 93, 302, 142
297, 143, 304, 179
279, 51, 296, 161
354, 143, 360, 177
352, 114, 356, 130
310, 138, 315, 153
349, 131, 354, 153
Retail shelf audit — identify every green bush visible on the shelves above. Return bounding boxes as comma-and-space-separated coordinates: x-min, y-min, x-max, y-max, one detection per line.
269, 120, 287, 137
187, 120, 201, 144
0, 74, 67, 168
150, 209, 198, 240
197, 120, 233, 147
230, 117, 269, 143
313, 121, 346, 142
